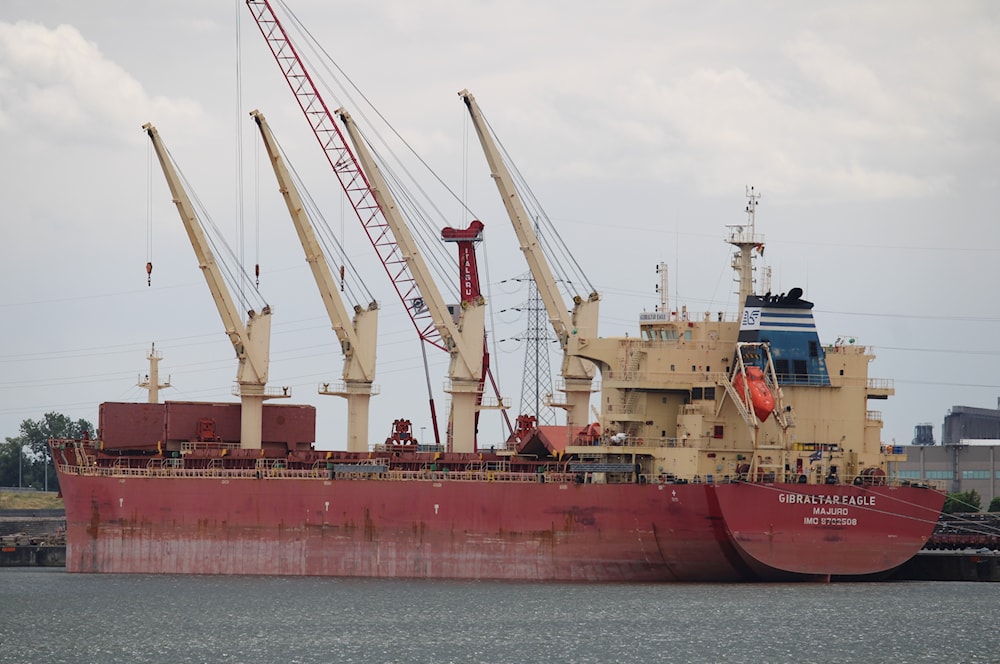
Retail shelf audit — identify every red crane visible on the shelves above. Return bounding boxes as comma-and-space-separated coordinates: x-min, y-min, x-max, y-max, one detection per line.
246, 1, 511, 446
245, 0, 445, 352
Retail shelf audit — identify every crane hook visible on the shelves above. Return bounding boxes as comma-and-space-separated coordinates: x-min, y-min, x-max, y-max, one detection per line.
146, 261, 153, 287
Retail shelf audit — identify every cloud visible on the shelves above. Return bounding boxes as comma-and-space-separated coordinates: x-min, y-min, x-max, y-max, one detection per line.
0, 20, 201, 145
437, 4, 996, 204
784, 32, 892, 117
567, 31, 966, 201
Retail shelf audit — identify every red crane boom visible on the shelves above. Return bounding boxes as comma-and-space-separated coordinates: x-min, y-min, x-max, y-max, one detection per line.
245, 0, 446, 352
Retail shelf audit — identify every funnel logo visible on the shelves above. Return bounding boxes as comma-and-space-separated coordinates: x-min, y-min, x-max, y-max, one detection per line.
741, 307, 761, 330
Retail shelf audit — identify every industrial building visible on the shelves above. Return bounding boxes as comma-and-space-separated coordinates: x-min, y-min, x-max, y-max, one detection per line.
898, 403, 1000, 506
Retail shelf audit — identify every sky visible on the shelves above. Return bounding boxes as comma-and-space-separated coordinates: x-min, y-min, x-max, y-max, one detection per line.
1, 0, 998, 450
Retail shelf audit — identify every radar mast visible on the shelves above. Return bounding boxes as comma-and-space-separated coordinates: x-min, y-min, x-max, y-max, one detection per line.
726, 186, 765, 312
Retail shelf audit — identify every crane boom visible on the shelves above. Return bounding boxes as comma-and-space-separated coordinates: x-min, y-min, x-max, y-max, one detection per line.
337, 109, 486, 452
246, 0, 504, 451
245, 0, 445, 352
458, 90, 598, 432
251, 109, 378, 452
143, 122, 277, 449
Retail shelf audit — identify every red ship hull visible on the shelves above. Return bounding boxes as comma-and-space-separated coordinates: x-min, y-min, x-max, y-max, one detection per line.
712, 483, 945, 578
56, 469, 943, 582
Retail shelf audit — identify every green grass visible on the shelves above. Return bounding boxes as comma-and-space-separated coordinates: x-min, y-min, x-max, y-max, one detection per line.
0, 491, 64, 510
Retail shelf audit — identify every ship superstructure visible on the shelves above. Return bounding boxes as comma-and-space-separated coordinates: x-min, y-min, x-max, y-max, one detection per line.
563, 186, 891, 490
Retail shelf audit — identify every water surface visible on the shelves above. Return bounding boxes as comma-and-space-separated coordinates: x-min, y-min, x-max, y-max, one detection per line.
2, 569, 997, 663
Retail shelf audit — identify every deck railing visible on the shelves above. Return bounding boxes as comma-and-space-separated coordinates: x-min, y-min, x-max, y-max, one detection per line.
55, 462, 579, 485
54, 460, 944, 491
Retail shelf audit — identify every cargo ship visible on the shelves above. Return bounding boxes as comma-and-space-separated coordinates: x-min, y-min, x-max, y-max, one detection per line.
50, 190, 945, 582
50, 0, 944, 580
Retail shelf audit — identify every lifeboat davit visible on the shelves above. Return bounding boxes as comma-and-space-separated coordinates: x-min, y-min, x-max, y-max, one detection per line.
732, 366, 775, 422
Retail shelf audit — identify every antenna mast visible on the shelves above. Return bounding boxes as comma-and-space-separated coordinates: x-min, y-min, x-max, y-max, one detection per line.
726, 186, 765, 310
137, 343, 172, 404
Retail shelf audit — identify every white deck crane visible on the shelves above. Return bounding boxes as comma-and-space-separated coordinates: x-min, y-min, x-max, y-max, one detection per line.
458, 90, 599, 434
337, 108, 487, 453
144, 122, 286, 450
251, 110, 379, 453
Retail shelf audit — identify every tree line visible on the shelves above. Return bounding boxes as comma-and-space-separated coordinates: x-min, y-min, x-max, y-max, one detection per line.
1, 412, 93, 493
942, 489, 1000, 514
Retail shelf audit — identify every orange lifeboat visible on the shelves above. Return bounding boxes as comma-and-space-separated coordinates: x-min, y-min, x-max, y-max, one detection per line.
732, 366, 775, 422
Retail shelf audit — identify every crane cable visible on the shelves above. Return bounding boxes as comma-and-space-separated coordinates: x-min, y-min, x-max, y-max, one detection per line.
234, 0, 248, 303
145, 139, 154, 286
